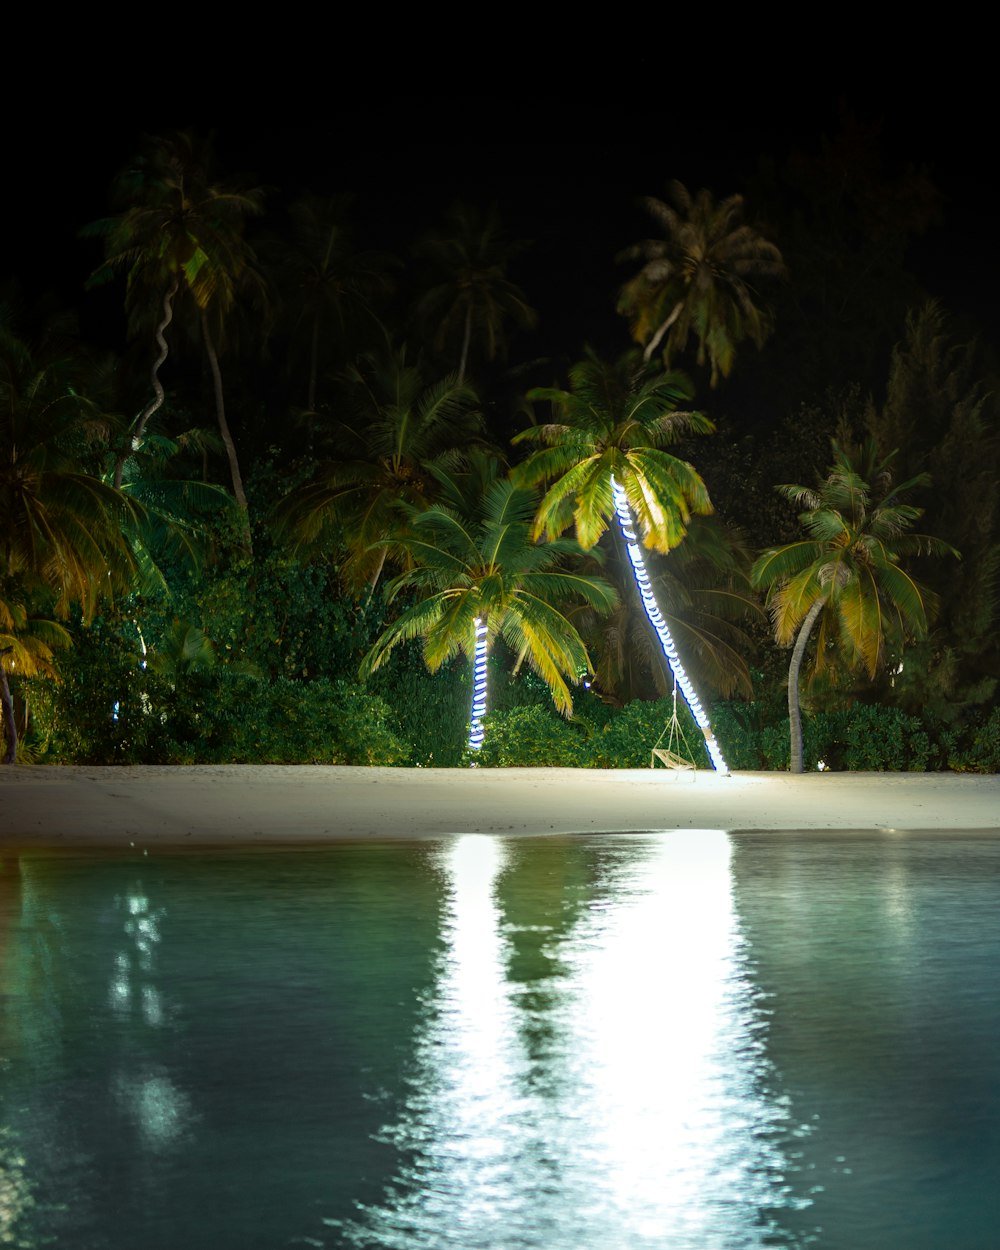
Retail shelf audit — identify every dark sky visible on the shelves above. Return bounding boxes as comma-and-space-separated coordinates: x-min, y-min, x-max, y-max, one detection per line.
4, 97, 996, 357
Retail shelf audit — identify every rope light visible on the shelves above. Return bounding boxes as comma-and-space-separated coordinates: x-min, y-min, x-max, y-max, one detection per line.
611, 476, 730, 775
468, 617, 489, 751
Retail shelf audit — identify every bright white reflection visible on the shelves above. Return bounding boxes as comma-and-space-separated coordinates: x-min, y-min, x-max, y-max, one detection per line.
560, 830, 801, 1243
108, 886, 193, 1153
0, 1127, 33, 1246
342, 831, 805, 1249
113, 1066, 193, 1150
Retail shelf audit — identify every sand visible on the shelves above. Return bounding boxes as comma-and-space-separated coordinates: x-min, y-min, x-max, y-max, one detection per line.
1, 765, 998, 848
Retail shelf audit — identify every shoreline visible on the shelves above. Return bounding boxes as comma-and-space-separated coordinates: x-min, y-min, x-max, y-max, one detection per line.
2, 765, 999, 849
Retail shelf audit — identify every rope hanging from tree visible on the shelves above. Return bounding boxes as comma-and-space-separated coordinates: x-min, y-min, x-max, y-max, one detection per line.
650, 679, 696, 771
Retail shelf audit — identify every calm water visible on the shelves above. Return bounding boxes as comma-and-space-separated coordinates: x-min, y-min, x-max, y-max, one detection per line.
2, 830, 1000, 1249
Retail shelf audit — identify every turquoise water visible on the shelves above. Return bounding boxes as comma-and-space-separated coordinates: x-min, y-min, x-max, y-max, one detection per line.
2, 830, 1000, 1249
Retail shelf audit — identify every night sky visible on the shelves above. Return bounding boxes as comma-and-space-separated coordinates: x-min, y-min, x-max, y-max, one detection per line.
4, 96, 996, 359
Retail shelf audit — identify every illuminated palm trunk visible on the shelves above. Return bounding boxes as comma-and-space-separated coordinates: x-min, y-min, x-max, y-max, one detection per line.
467, 616, 489, 752
611, 477, 730, 775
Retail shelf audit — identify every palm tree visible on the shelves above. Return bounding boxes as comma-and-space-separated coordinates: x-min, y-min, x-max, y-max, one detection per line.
271, 347, 488, 594
513, 348, 730, 771
0, 312, 148, 763
84, 129, 268, 547
360, 461, 617, 752
617, 180, 786, 386
579, 513, 759, 706
750, 439, 958, 773
263, 193, 398, 414
0, 591, 71, 763
412, 202, 538, 383
0, 311, 143, 620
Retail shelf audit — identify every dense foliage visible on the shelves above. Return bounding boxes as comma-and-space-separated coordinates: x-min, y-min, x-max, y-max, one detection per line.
3, 123, 998, 771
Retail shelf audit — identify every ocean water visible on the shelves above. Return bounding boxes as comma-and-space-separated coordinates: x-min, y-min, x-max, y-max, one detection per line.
1, 829, 999, 1249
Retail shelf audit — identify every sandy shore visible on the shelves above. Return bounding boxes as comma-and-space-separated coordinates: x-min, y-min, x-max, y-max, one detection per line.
1, 765, 998, 848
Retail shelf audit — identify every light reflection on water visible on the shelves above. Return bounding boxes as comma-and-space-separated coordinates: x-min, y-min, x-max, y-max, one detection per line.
1, 832, 1000, 1249
339, 831, 807, 1249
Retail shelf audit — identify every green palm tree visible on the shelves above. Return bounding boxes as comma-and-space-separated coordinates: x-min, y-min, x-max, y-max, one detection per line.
84, 129, 267, 546
263, 193, 398, 413
0, 591, 71, 763
750, 439, 958, 773
617, 180, 786, 386
412, 202, 538, 383
0, 313, 147, 763
271, 347, 488, 593
0, 311, 143, 620
578, 514, 759, 705
360, 462, 617, 752
513, 348, 730, 771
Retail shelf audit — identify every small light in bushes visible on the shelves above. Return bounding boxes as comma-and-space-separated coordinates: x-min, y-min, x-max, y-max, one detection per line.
817, 759, 828, 771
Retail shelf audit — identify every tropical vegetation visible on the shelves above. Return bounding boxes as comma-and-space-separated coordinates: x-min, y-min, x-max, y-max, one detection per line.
1, 121, 996, 772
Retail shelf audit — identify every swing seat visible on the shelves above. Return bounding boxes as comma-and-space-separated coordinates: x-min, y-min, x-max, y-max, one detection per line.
650, 747, 696, 771
649, 680, 698, 775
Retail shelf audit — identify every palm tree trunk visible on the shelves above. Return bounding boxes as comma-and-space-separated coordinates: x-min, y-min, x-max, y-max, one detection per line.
115, 278, 178, 489
787, 599, 824, 774
367, 546, 388, 596
200, 312, 253, 552
467, 617, 489, 752
307, 312, 320, 414
458, 305, 472, 384
0, 649, 16, 765
610, 477, 729, 773
642, 302, 683, 362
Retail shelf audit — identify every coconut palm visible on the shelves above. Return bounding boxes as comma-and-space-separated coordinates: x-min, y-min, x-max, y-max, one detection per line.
0, 590, 71, 763
271, 347, 489, 593
84, 129, 268, 546
513, 348, 730, 771
578, 513, 759, 705
0, 311, 143, 621
360, 461, 617, 752
262, 193, 398, 413
750, 439, 958, 773
412, 202, 538, 383
617, 180, 785, 386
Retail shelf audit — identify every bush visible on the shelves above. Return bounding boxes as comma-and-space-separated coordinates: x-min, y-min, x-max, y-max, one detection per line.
476, 705, 593, 767
945, 707, 1000, 773
709, 701, 772, 770
592, 695, 707, 769
157, 674, 408, 765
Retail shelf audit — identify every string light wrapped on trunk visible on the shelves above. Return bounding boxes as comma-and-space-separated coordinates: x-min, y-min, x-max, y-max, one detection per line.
611, 476, 730, 775
468, 617, 489, 751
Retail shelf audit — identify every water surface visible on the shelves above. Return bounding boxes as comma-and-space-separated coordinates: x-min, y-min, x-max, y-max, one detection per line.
1, 830, 999, 1249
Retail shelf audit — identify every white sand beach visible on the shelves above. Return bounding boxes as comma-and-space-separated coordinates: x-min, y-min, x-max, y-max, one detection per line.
1, 765, 999, 848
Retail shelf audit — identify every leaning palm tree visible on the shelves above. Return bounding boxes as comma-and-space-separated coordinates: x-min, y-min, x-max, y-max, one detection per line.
83, 129, 268, 546
513, 348, 730, 771
579, 513, 759, 706
750, 439, 958, 773
617, 180, 786, 386
360, 465, 617, 753
412, 202, 538, 383
271, 347, 489, 594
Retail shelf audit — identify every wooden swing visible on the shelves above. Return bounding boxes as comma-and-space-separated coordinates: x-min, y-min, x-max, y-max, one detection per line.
649, 680, 697, 773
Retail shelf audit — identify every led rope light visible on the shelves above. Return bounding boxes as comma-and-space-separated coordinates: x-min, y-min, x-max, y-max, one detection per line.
468, 616, 489, 751
611, 476, 730, 775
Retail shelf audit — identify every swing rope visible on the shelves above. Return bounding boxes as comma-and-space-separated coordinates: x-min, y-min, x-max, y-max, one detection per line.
650, 680, 696, 770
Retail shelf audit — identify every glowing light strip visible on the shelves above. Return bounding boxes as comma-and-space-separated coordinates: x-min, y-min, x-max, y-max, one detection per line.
611, 477, 730, 775
468, 617, 489, 751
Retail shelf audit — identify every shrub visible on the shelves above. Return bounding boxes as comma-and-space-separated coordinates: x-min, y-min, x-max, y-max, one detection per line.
592, 695, 707, 769
476, 705, 592, 767
945, 707, 1000, 773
